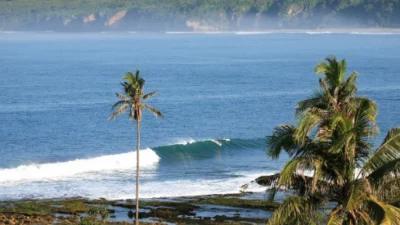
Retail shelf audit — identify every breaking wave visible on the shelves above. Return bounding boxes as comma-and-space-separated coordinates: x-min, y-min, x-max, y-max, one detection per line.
0, 138, 264, 184
0, 149, 159, 183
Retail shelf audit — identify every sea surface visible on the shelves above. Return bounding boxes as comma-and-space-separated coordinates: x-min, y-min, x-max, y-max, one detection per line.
0, 31, 399, 200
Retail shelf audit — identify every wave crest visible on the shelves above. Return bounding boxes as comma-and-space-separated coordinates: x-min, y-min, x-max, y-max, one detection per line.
0, 149, 159, 183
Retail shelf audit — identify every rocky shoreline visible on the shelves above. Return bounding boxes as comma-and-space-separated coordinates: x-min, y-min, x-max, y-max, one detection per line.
0, 192, 278, 224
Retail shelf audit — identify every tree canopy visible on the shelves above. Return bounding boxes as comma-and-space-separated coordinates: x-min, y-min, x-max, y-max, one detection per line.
1, 0, 400, 30
258, 56, 400, 224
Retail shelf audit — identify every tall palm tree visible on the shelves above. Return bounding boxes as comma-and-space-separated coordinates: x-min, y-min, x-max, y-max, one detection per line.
109, 69, 163, 225
257, 56, 400, 224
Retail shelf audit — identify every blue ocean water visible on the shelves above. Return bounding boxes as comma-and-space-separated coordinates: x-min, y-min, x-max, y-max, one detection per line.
0, 32, 399, 200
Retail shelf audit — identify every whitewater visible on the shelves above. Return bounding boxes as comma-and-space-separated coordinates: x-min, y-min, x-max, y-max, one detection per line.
0, 32, 399, 200
0, 139, 273, 200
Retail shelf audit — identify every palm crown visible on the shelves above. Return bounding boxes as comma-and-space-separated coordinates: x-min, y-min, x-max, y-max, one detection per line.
108, 70, 163, 122
260, 56, 400, 225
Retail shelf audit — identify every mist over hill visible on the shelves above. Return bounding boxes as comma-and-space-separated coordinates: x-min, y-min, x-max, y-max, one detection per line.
1, 0, 400, 31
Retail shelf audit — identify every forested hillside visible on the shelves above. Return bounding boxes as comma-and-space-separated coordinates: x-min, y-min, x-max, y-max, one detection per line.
1, 0, 400, 31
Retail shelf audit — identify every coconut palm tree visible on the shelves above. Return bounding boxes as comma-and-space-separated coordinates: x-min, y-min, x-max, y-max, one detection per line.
109, 69, 163, 225
257, 57, 400, 224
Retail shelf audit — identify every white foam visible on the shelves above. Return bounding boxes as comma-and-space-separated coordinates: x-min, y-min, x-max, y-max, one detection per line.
306, 31, 332, 35
165, 31, 224, 35
236, 31, 272, 35
350, 32, 397, 35
173, 138, 197, 145
0, 149, 160, 183
165, 31, 191, 34
0, 167, 276, 200
0, 31, 20, 34
97, 171, 274, 199
171, 138, 218, 146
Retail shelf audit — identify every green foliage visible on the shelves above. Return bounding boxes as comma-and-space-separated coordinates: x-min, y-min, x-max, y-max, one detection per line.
1, 0, 400, 29
189, 197, 279, 209
108, 70, 164, 122
88, 206, 109, 220
79, 215, 103, 225
263, 56, 400, 224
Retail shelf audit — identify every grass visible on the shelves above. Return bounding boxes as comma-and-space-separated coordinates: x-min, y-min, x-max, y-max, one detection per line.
189, 197, 280, 210
0, 194, 277, 224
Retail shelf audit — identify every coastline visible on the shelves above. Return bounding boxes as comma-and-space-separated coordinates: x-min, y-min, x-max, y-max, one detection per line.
167, 28, 400, 34
2, 28, 400, 34
0, 192, 277, 224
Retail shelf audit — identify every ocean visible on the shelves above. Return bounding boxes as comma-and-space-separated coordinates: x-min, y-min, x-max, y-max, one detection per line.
0, 32, 399, 200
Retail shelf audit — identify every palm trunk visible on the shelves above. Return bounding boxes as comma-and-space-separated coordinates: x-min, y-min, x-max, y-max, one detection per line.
135, 121, 140, 225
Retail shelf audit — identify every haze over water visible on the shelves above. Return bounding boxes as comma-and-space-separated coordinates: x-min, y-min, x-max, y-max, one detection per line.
0, 32, 399, 200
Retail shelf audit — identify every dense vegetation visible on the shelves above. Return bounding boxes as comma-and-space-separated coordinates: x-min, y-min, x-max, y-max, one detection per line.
1, 0, 400, 31
260, 56, 400, 224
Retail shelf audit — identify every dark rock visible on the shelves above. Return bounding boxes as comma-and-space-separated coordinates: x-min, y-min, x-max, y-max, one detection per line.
214, 215, 228, 222
138, 211, 149, 218
107, 208, 116, 213
127, 210, 134, 218
186, 212, 196, 216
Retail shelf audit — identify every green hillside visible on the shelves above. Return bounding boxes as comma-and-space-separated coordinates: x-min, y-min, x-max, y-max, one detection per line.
1, 0, 400, 31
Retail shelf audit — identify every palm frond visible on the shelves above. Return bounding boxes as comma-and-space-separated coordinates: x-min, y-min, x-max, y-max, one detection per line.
338, 58, 347, 84
295, 108, 325, 142
267, 196, 322, 225
328, 128, 354, 155
116, 93, 128, 100
278, 159, 304, 190
345, 179, 371, 211
367, 197, 400, 225
266, 124, 297, 159
339, 71, 358, 98
330, 112, 352, 133
319, 78, 333, 99
315, 56, 342, 89
353, 97, 378, 128
123, 69, 145, 90
327, 206, 343, 225
362, 128, 400, 175
108, 104, 128, 120
123, 71, 136, 85
111, 100, 129, 110
296, 89, 328, 114
143, 91, 158, 100
143, 104, 164, 118
356, 211, 374, 225
254, 173, 281, 186
279, 156, 331, 195
135, 69, 145, 89
366, 158, 400, 186
377, 178, 400, 203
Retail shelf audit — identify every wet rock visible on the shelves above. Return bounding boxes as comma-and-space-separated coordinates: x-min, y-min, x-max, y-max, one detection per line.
107, 208, 116, 213
214, 215, 228, 222
138, 211, 149, 218
186, 212, 196, 216
127, 210, 134, 218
